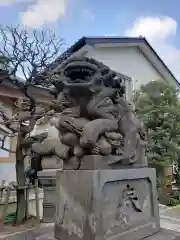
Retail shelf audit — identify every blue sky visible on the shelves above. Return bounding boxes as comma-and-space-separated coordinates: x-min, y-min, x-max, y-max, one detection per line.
0, 0, 180, 80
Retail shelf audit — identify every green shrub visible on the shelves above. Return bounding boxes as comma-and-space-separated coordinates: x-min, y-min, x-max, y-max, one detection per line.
134, 81, 180, 168
167, 197, 180, 206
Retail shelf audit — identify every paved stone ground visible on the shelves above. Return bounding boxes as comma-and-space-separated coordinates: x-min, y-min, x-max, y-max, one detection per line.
0, 223, 54, 240
160, 204, 180, 232
0, 217, 41, 239
161, 216, 180, 232
1, 226, 180, 240
145, 229, 180, 239
1, 223, 180, 240
1, 205, 180, 239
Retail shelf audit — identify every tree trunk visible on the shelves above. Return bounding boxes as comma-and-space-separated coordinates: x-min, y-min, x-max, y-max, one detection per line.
15, 133, 26, 224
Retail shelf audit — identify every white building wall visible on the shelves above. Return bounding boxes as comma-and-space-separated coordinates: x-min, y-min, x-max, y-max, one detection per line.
85, 46, 164, 98
0, 163, 16, 183
0, 99, 15, 184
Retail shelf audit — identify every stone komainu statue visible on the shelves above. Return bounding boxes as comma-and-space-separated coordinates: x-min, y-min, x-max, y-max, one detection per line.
30, 57, 147, 170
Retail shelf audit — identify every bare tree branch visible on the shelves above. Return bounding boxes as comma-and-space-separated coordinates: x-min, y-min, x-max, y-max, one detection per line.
0, 24, 62, 223
0, 24, 61, 132
0, 135, 16, 153
0, 25, 63, 85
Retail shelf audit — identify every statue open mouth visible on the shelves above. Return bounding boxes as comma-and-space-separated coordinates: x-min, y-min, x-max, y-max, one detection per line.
51, 57, 111, 89
62, 59, 102, 86
52, 57, 124, 97
64, 61, 96, 83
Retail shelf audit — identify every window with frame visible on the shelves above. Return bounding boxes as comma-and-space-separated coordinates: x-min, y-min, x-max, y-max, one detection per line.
116, 73, 132, 103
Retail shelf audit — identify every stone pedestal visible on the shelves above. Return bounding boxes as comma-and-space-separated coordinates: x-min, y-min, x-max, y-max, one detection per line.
37, 155, 63, 223
38, 170, 59, 223
55, 168, 160, 240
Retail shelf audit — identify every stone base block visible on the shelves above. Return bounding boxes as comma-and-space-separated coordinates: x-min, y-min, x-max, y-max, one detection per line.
38, 169, 58, 185
38, 170, 60, 223
55, 168, 160, 240
42, 202, 56, 223
63, 155, 148, 170
41, 156, 63, 170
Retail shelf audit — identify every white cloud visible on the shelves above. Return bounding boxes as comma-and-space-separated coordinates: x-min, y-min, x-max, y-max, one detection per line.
125, 16, 180, 80
126, 16, 177, 41
21, 0, 67, 28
